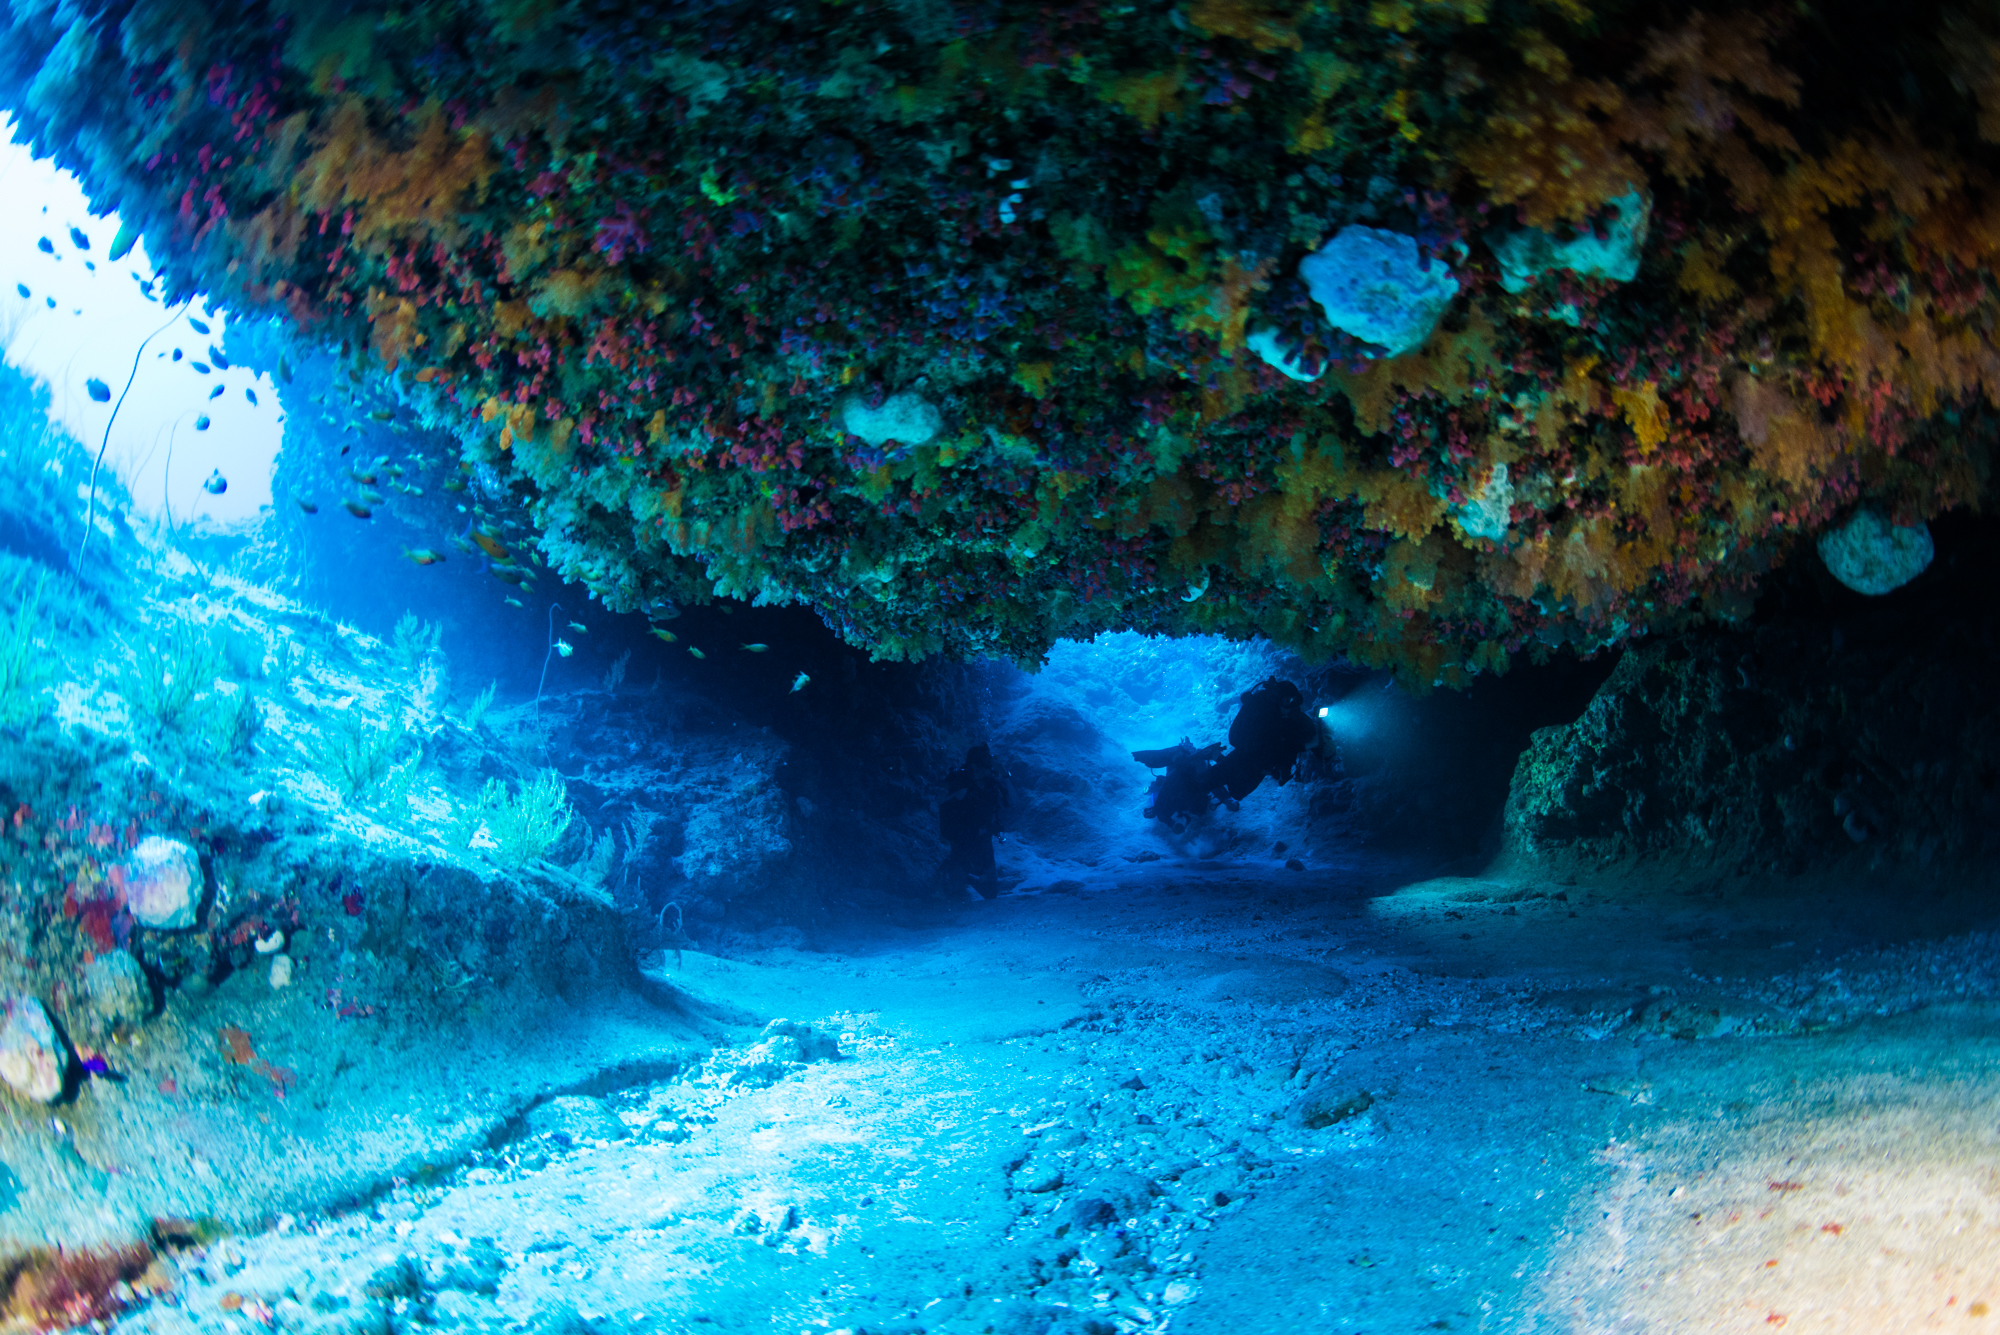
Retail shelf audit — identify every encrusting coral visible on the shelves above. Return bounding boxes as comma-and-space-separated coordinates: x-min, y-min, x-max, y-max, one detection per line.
4, 0, 1997, 683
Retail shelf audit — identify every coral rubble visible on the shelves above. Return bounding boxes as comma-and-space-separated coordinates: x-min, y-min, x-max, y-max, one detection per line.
3, 1, 1997, 679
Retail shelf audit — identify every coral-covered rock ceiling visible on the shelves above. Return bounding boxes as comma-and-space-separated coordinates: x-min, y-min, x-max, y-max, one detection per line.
4, 0, 1996, 680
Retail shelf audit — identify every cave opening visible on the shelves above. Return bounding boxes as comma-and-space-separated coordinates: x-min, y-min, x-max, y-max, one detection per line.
0, 0, 1997, 1328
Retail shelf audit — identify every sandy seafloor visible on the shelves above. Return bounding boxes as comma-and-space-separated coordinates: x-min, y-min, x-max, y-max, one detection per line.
102, 849, 2000, 1335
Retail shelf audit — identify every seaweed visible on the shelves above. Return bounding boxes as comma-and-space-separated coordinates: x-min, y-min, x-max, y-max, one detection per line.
123, 617, 226, 733
461, 680, 497, 731
472, 769, 575, 868
0, 565, 57, 728
390, 612, 442, 671
320, 710, 409, 798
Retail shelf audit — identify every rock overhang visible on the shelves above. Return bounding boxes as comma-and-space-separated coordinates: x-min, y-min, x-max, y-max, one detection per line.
2, 0, 1994, 684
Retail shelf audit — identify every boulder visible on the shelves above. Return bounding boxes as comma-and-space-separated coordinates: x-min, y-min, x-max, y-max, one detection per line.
0, 994, 65, 1103
121, 835, 203, 930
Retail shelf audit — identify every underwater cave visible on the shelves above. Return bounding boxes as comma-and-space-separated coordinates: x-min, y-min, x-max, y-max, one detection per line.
0, 0, 1998, 1330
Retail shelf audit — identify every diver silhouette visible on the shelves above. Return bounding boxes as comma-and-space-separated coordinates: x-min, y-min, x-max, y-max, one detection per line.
938, 744, 1013, 898
1132, 738, 1224, 832
1132, 678, 1327, 828
1208, 678, 1320, 806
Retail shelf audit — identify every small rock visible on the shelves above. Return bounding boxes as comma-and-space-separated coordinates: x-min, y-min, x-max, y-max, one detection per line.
1284, 857, 1306, 871
269, 955, 294, 989
431, 1237, 506, 1294
362, 1256, 422, 1300
761, 1018, 841, 1062
1067, 1197, 1118, 1231
1019, 1162, 1064, 1193
524, 1095, 625, 1143
1079, 1167, 1156, 1220
1288, 1086, 1374, 1131
989, 1299, 1063, 1335
120, 836, 203, 930
0, 994, 65, 1103
81, 952, 150, 1030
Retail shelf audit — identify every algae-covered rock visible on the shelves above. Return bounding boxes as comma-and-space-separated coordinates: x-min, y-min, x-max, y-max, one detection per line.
1496, 542, 2000, 884
80, 951, 150, 1033
121, 835, 203, 930
0, 994, 65, 1103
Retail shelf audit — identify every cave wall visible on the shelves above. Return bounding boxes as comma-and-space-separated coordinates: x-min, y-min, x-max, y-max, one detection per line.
1497, 511, 2000, 888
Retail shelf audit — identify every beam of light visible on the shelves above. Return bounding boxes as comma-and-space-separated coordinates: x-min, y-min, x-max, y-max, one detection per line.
0, 118, 282, 528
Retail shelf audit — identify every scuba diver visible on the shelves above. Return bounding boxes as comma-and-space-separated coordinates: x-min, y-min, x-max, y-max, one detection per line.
1133, 678, 1329, 826
1209, 677, 1322, 805
938, 744, 1013, 898
1132, 739, 1224, 832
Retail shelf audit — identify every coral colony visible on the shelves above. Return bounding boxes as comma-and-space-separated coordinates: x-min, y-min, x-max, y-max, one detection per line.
1, 0, 1990, 684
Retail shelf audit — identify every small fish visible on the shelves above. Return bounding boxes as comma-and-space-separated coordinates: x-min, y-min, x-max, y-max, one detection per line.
741, 643, 769, 653
359, 488, 386, 505
171, 348, 181, 361
246, 388, 257, 406
790, 672, 810, 692
342, 499, 372, 518
442, 478, 466, 493
85, 378, 110, 402
68, 226, 89, 251
403, 548, 446, 566
83, 260, 94, 271
295, 496, 318, 514
202, 469, 227, 495
371, 409, 394, 421
194, 415, 210, 430
187, 317, 210, 335
555, 639, 573, 658
505, 597, 524, 608
449, 533, 476, 555
42, 297, 52, 309
402, 484, 424, 498
35, 236, 51, 253
349, 468, 377, 484
649, 627, 678, 643
472, 530, 509, 560
688, 646, 706, 659
385, 464, 405, 478
489, 567, 524, 586
190, 361, 211, 374
568, 621, 587, 634
208, 345, 229, 370
208, 385, 224, 400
